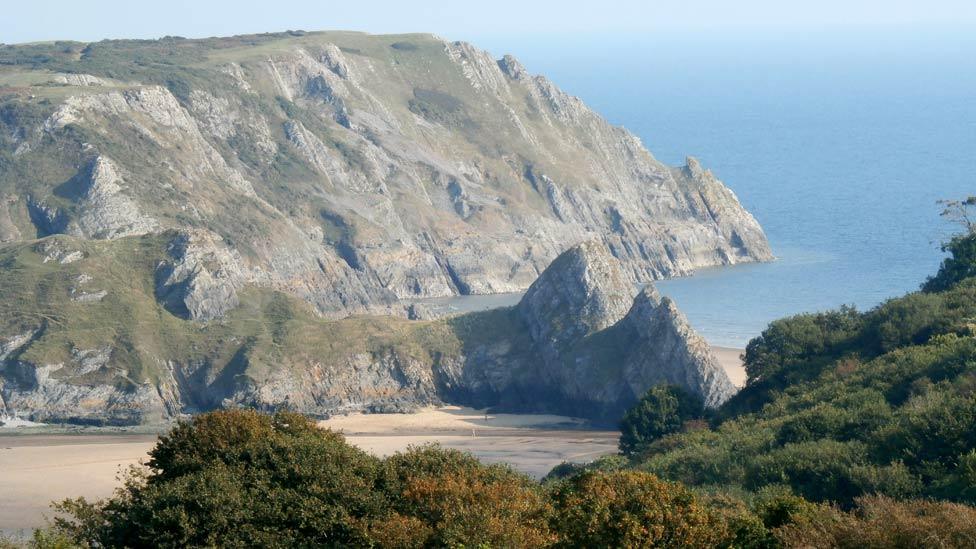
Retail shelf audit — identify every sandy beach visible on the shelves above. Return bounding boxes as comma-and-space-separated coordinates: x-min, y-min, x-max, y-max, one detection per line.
0, 412, 616, 534
0, 347, 745, 534
713, 346, 747, 387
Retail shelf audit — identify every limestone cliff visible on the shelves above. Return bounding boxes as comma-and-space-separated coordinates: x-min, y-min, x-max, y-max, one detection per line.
0, 31, 770, 321
0, 236, 735, 425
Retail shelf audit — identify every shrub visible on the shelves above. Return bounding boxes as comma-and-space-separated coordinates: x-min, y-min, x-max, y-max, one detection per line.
548, 471, 727, 548
924, 232, 976, 293
863, 292, 946, 353
377, 444, 554, 548
543, 454, 629, 482
746, 440, 868, 504
52, 410, 386, 548
619, 384, 704, 455
774, 496, 976, 548
743, 306, 862, 385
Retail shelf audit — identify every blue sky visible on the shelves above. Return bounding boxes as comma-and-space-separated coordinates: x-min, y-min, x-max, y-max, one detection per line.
2, 0, 975, 44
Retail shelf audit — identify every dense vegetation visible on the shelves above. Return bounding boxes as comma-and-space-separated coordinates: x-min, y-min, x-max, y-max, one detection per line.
628, 231, 976, 510
22, 410, 738, 548
618, 384, 704, 456
16, 408, 975, 549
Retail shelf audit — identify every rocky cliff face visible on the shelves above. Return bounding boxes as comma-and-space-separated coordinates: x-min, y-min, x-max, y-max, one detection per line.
0, 236, 735, 425
0, 31, 770, 321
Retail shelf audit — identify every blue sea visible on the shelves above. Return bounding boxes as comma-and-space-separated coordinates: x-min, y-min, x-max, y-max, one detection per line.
477, 28, 976, 347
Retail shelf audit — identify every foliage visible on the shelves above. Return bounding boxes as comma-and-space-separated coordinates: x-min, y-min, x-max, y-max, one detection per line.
48, 412, 556, 548
39, 407, 976, 548
52, 410, 386, 547
547, 471, 729, 548
742, 305, 862, 386
924, 232, 976, 292
773, 496, 976, 548
630, 226, 976, 509
618, 384, 704, 455
376, 444, 555, 547
543, 454, 629, 482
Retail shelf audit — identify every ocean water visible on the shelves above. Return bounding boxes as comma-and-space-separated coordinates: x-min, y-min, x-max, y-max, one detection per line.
477, 28, 976, 347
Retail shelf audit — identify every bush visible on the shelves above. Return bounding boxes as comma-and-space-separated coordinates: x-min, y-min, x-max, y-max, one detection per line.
52, 410, 386, 548
743, 306, 862, 385
377, 444, 554, 548
774, 496, 976, 548
548, 470, 728, 548
619, 385, 704, 455
863, 292, 946, 353
924, 232, 976, 293
543, 454, 629, 482
746, 440, 868, 504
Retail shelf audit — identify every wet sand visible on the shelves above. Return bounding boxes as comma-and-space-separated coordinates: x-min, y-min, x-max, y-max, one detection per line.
0, 436, 157, 536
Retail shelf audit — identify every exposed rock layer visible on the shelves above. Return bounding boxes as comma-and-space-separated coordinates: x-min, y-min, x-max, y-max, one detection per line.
0, 236, 735, 425
0, 31, 771, 321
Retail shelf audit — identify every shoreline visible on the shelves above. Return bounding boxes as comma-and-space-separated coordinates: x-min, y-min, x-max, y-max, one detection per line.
0, 347, 745, 531
0, 407, 618, 531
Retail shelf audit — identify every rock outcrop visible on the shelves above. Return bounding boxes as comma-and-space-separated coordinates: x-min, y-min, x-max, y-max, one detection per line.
0, 237, 736, 425
0, 31, 771, 322
518, 240, 634, 351
620, 289, 738, 408
154, 229, 248, 322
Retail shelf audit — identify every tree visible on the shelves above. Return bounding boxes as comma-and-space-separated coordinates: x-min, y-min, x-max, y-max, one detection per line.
618, 385, 704, 456
937, 196, 976, 234
923, 232, 976, 292
52, 410, 387, 548
376, 444, 555, 548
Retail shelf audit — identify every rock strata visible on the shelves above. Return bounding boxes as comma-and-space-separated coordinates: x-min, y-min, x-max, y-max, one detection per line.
1, 238, 736, 425
0, 31, 771, 322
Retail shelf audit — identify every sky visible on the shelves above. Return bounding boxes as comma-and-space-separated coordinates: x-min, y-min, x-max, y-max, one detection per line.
2, 0, 976, 44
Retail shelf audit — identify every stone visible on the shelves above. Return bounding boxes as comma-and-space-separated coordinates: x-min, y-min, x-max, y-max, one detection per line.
2, 32, 770, 320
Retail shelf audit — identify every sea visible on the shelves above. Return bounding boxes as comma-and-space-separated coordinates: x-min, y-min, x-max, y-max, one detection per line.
468, 27, 976, 347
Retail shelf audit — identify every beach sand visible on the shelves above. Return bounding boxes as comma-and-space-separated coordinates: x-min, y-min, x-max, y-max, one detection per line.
0, 414, 616, 533
0, 436, 157, 536
713, 346, 747, 387
0, 347, 745, 533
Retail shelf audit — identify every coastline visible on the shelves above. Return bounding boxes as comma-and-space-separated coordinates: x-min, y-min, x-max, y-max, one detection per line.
0, 346, 745, 532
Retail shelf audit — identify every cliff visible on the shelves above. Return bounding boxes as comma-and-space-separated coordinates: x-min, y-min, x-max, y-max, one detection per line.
0, 236, 734, 425
0, 31, 770, 320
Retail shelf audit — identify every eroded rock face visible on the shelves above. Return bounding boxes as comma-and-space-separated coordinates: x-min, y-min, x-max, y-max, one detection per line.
621, 289, 738, 408
0, 239, 735, 425
1, 32, 771, 323
519, 240, 634, 347
0, 340, 180, 425
155, 230, 248, 322
502, 242, 736, 418
68, 156, 159, 239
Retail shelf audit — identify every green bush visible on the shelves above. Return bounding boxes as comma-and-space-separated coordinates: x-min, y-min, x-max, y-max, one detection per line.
53, 410, 386, 548
619, 384, 704, 455
743, 306, 863, 385
924, 232, 976, 292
